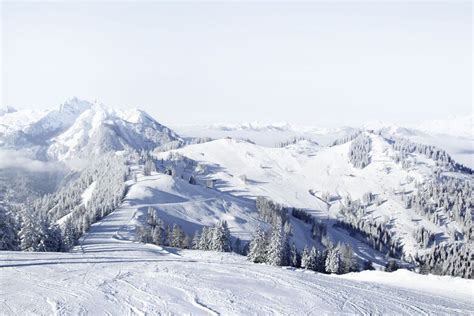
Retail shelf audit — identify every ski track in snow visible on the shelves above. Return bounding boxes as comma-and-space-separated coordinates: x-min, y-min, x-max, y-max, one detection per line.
1, 182, 473, 315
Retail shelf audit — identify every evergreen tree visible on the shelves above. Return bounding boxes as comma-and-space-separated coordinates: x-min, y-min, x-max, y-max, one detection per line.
290, 243, 300, 268
301, 246, 310, 269
307, 247, 318, 271
171, 224, 184, 248
199, 226, 210, 250
247, 226, 268, 263
325, 246, 343, 274
266, 225, 285, 266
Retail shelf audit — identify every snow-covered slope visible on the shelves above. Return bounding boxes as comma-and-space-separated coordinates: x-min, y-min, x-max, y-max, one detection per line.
156, 134, 466, 261
0, 98, 182, 161
1, 201, 472, 315
119, 173, 264, 242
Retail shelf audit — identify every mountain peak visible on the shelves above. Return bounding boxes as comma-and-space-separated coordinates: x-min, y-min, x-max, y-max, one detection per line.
58, 97, 93, 113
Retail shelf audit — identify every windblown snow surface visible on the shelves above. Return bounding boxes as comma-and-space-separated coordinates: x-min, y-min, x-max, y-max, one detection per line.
1, 173, 473, 315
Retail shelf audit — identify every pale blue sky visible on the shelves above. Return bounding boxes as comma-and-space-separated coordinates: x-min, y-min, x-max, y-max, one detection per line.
1, 1, 472, 126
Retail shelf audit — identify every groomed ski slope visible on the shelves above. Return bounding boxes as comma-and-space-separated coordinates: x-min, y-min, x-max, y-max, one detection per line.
1, 173, 473, 315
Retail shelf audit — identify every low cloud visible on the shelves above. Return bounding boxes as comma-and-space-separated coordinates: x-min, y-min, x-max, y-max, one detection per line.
0, 149, 65, 173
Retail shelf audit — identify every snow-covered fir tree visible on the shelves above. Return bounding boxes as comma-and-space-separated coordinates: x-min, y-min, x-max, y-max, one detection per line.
247, 226, 268, 263
325, 246, 343, 274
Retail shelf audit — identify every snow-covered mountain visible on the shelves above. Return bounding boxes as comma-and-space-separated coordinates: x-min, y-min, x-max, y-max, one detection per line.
155, 134, 471, 262
0, 98, 182, 161
1, 100, 473, 314
175, 119, 473, 169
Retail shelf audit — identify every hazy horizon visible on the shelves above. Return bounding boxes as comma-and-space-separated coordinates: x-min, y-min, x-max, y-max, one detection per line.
2, 1, 472, 127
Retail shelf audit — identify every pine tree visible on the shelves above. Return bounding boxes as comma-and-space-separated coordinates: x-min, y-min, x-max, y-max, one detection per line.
247, 226, 267, 263
301, 246, 310, 269
325, 246, 343, 274
267, 225, 285, 266
199, 226, 210, 250
307, 247, 318, 271
171, 224, 184, 248
290, 243, 300, 267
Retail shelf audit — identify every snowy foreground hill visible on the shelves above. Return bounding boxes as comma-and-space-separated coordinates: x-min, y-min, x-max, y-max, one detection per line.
1, 99, 473, 314
1, 172, 473, 315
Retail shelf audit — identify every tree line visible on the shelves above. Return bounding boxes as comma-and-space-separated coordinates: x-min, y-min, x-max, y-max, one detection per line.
0, 153, 129, 252
137, 206, 237, 253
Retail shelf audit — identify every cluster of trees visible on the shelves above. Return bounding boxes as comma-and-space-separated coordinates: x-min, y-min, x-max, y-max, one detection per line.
301, 243, 359, 274
337, 199, 403, 258
247, 220, 359, 274
251, 197, 360, 274
0, 153, 129, 252
138, 207, 235, 253
330, 131, 362, 147
0, 203, 68, 252
348, 134, 371, 168
192, 221, 233, 252
417, 241, 472, 278
247, 219, 294, 267
402, 176, 472, 239
54, 154, 129, 251
18, 211, 63, 252
137, 213, 190, 249
391, 137, 472, 174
